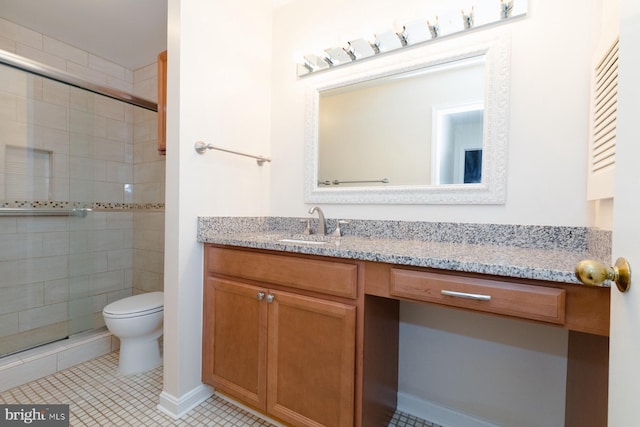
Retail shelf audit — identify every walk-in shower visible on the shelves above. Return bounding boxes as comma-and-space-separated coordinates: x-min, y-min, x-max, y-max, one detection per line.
0, 49, 165, 357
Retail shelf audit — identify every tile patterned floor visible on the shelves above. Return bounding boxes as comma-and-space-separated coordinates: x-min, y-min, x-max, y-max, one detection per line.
0, 351, 435, 426
388, 411, 441, 427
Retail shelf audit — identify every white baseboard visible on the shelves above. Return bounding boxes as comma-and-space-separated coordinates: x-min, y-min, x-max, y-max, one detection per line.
157, 383, 214, 419
397, 392, 499, 427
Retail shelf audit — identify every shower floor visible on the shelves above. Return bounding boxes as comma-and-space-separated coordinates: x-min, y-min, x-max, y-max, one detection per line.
0, 351, 437, 426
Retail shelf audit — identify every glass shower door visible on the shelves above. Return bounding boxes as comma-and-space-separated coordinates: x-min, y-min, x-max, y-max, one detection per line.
0, 62, 95, 356
0, 45, 152, 358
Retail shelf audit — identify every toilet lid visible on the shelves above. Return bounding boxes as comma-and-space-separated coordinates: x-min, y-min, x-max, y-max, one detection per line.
103, 291, 164, 316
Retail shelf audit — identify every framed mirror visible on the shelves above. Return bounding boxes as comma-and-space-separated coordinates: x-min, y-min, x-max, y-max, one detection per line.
304, 34, 511, 204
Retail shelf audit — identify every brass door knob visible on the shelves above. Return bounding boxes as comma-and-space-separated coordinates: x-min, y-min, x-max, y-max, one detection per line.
575, 257, 631, 292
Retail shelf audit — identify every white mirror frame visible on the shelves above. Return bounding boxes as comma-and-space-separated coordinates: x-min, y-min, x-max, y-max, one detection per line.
304, 32, 511, 204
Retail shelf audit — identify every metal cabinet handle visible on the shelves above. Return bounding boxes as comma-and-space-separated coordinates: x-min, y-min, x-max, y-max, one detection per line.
266, 294, 275, 303
441, 290, 491, 301
257, 292, 265, 301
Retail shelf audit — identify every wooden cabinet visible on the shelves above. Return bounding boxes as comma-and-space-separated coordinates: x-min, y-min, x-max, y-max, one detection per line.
365, 261, 610, 336
157, 50, 167, 155
203, 244, 610, 427
203, 278, 267, 409
203, 246, 357, 427
267, 287, 356, 426
390, 268, 566, 325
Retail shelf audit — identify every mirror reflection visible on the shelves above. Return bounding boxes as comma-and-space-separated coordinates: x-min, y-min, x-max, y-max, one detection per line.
317, 55, 485, 188
305, 35, 510, 205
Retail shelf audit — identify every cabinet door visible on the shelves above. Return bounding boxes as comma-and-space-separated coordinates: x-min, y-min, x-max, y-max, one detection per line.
267, 290, 356, 427
203, 277, 268, 409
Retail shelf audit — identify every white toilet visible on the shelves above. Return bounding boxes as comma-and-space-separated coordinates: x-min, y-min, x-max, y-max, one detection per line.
103, 291, 164, 375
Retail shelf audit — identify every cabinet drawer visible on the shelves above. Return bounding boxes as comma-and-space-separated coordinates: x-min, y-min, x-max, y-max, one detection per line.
206, 246, 358, 299
390, 268, 566, 324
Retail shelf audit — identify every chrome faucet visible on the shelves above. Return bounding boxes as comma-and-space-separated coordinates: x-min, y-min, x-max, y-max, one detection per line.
308, 206, 326, 235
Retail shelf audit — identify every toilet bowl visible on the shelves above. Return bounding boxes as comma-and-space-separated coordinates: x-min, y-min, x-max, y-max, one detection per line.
103, 291, 164, 375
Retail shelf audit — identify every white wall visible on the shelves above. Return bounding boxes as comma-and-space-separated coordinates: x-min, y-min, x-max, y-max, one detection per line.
399, 304, 568, 427
161, 0, 272, 417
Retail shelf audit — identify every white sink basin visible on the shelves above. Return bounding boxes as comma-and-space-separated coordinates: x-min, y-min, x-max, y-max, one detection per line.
278, 238, 327, 245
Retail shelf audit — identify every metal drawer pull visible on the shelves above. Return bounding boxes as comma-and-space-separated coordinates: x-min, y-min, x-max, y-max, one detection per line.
441, 290, 491, 301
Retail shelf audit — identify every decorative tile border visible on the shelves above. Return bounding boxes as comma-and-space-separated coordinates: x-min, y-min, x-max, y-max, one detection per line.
0, 201, 165, 211
91, 202, 165, 211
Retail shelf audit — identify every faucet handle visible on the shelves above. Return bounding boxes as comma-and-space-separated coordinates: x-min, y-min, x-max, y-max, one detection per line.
330, 219, 350, 237
300, 219, 312, 235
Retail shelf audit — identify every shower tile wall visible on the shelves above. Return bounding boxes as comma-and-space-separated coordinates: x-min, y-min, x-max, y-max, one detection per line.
132, 62, 165, 295
0, 17, 165, 355
0, 18, 134, 93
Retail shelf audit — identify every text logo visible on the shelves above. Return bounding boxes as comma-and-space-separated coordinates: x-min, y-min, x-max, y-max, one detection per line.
0, 405, 69, 426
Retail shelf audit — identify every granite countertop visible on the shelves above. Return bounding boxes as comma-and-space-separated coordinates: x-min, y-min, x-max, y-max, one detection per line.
197, 217, 612, 286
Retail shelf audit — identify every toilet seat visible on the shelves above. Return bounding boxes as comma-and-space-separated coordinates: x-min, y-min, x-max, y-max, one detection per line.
103, 291, 164, 319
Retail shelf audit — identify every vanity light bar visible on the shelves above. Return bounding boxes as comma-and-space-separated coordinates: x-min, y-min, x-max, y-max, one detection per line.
297, 0, 526, 77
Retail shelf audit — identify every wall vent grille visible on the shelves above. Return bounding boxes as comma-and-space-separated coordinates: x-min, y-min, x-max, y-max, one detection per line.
591, 38, 619, 174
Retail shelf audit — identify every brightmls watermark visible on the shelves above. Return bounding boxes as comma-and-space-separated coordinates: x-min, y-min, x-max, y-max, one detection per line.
0, 405, 69, 426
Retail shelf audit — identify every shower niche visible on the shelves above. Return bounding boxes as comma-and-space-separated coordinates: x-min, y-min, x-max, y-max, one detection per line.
4, 146, 53, 200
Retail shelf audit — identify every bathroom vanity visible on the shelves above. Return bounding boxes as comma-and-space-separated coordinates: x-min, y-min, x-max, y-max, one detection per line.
199, 219, 610, 427
203, 246, 358, 426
